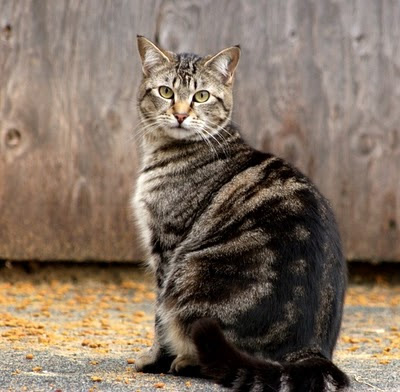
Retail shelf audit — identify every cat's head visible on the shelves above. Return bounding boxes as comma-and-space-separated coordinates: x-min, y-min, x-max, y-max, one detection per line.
136, 36, 240, 142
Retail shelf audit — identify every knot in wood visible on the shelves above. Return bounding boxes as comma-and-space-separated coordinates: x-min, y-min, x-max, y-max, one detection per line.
5, 128, 22, 148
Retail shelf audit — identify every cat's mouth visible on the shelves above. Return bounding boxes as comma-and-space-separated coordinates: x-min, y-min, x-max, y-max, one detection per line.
164, 123, 199, 141
171, 123, 189, 130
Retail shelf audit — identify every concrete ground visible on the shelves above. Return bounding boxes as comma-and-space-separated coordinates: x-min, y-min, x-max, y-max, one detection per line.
0, 262, 399, 392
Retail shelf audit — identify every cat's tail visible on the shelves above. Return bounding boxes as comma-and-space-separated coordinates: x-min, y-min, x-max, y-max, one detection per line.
191, 318, 349, 392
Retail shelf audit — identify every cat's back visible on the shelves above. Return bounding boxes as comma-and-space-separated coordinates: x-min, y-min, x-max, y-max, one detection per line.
186, 144, 336, 247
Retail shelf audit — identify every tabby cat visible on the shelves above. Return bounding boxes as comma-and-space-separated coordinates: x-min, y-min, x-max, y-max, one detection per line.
132, 35, 349, 391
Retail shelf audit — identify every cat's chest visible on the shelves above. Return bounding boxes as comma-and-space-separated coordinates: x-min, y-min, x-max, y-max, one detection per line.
137, 171, 191, 216
135, 168, 208, 243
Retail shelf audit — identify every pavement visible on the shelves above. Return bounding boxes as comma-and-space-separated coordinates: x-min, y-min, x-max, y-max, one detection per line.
0, 261, 399, 392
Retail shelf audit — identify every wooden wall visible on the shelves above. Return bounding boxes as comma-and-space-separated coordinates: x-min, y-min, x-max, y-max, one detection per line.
1, 0, 399, 262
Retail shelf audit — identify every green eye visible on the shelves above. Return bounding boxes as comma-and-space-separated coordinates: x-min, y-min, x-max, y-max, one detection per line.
159, 86, 174, 99
193, 90, 210, 103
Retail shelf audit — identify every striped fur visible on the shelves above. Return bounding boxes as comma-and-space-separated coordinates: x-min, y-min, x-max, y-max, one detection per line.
132, 36, 349, 391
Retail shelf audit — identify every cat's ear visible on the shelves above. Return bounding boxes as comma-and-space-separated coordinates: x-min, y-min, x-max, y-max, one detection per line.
204, 45, 240, 84
137, 35, 174, 76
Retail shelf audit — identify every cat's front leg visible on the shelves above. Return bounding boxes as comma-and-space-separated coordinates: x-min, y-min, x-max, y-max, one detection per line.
135, 340, 174, 374
135, 315, 174, 374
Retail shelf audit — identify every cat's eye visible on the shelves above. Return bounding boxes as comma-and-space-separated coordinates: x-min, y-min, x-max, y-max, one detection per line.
159, 86, 174, 99
193, 90, 210, 103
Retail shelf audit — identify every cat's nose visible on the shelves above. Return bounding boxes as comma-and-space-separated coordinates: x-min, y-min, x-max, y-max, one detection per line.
174, 113, 188, 125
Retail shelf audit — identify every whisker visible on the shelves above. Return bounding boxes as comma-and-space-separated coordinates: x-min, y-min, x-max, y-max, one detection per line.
130, 113, 173, 143
195, 128, 218, 157
205, 119, 234, 138
202, 122, 234, 158
203, 123, 229, 143
189, 120, 218, 156
131, 118, 158, 134
130, 121, 158, 143
200, 125, 230, 158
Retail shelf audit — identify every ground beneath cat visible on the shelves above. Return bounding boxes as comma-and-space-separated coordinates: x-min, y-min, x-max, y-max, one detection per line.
0, 262, 399, 392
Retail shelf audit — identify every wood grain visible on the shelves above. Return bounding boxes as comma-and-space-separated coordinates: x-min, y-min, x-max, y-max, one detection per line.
0, 0, 162, 260
0, 0, 399, 261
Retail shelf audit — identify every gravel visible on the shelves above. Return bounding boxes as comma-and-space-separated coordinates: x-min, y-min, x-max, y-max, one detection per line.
0, 262, 399, 391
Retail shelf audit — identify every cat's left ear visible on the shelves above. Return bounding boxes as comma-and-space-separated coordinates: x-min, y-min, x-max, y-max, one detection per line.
204, 45, 240, 85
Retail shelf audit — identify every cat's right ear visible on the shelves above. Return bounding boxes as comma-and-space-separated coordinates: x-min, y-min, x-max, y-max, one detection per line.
137, 35, 173, 77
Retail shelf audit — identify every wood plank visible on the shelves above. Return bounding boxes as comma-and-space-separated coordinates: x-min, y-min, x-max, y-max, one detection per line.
0, 0, 161, 260
1, 0, 399, 261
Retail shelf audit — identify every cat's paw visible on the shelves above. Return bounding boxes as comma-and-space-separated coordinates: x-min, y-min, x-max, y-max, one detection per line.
135, 347, 173, 374
135, 348, 155, 372
169, 355, 200, 376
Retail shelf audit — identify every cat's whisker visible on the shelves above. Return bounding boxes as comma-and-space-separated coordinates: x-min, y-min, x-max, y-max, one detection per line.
201, 123, 231, 157
131, 119, 158, 136
202, 128, 230, 158
202, 124, 232, 150
130, 114, 168, 142
130, 121, 159, 143
190, 121, 218, 156
201, 125, 227, 148
131, 121, 155, 136
201, 130, 220, 157
203, 123, 229, 144
193, 120, 224, 144
195, 128, 218, 158
192, 121, 223, 149
131, 115, 159, 131
205, 119, 233, 137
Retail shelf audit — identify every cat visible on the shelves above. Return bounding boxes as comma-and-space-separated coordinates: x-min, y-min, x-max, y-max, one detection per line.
132, 35, 349, 392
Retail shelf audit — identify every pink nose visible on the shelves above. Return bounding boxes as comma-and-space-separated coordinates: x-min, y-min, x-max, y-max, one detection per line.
174, 113, 188, 124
